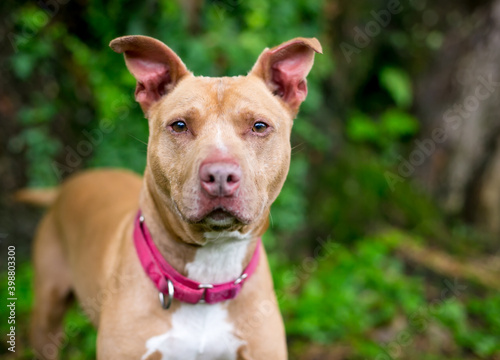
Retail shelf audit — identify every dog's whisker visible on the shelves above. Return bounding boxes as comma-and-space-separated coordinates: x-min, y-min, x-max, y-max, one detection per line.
128, 133, 148, 146
291, 142, 305, 154
291, 142, 303, 150
269, 210, 274, 228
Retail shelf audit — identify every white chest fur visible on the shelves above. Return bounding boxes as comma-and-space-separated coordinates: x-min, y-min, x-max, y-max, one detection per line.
142, 231, 252, 360
142, 303, 244, 360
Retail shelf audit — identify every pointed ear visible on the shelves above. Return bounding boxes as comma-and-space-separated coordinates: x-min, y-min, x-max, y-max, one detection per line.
110, 35, 191, 115
250, 37, 322, 114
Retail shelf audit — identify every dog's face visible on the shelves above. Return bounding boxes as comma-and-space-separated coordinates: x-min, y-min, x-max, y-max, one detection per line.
147, 75, 293, 228
111, 36, 321, 240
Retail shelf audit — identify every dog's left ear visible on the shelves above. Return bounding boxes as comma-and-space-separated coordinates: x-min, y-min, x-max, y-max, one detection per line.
250, 37, 322, 114
110, 35, 190, 115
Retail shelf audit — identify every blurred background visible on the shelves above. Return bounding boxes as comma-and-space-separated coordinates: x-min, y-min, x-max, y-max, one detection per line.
1, 0, 500, 359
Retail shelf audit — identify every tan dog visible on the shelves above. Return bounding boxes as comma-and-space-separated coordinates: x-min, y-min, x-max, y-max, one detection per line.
24, 35, 321, 359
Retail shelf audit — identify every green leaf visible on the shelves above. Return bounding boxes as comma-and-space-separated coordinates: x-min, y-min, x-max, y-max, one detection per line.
346, 112, 379, 143
380, 108, 419, 138
379, 67, 413, 108
11, 53, 36, 79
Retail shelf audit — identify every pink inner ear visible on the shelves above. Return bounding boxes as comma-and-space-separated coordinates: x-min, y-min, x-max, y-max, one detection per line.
270, 49, 312, 109
126, 57, 171, 111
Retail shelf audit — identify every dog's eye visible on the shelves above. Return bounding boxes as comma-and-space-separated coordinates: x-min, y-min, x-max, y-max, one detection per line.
171, 120, 188, 133
252, 122, 268, 133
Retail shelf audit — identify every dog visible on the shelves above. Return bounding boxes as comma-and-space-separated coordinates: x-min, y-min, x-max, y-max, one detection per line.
21, 35, 321, 359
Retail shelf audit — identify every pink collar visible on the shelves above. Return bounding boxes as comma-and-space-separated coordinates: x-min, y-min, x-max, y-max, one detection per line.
133, 211, 261, 308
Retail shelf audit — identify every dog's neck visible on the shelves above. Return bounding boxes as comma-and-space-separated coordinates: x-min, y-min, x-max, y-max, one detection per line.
138, 174, 260, 283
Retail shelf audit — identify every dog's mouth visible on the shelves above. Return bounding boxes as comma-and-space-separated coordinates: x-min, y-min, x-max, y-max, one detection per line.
205, 209, 236, 227
201, 208, 240, 229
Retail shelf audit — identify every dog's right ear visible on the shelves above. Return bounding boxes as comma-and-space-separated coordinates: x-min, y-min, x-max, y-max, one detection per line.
110, 35, 190, 115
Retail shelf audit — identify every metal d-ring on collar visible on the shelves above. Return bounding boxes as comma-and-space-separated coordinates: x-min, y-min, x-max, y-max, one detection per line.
159, 279, 174, 309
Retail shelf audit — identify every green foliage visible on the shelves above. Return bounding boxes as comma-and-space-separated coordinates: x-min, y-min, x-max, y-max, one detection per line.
435, 295, 500, 357
283, 240, 422, 342
347, 109, 419, 150
12, 127, 61, 186
271, 230, 500, 359
60, 308, 97, 359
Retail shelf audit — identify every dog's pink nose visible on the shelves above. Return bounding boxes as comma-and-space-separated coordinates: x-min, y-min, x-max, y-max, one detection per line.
200, 162, 242, 197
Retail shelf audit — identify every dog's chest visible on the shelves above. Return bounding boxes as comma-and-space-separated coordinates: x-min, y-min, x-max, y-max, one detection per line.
142, 232, 251, 360
142, 303, 243, 360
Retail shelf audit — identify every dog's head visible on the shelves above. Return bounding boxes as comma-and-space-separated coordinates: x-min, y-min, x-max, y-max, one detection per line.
111, 36, 321, 242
